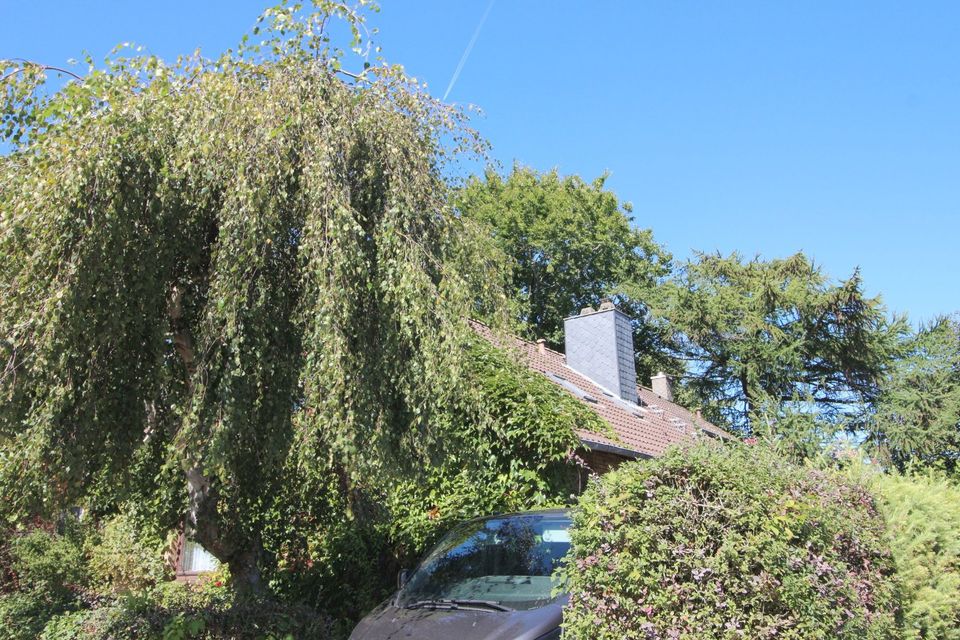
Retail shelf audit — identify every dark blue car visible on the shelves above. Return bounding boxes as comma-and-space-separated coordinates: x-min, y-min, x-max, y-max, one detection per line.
349, 509, 571, 640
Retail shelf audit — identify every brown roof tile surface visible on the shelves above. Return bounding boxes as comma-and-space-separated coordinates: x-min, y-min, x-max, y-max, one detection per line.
471, 321, 730, 458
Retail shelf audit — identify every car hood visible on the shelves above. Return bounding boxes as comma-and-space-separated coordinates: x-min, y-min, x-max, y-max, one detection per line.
349, 600, 563, 640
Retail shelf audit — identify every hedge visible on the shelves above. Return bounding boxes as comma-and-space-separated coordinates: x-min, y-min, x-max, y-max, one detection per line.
0, 517, 336, 640
562, 443, 900, 640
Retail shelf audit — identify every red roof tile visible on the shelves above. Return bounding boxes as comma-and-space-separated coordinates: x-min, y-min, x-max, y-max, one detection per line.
470, 320, 730, 458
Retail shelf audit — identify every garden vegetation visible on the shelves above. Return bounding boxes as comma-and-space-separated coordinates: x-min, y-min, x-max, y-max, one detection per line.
563, 444, 900, 640
868, 470, 960, 639
1, 1, 958, 639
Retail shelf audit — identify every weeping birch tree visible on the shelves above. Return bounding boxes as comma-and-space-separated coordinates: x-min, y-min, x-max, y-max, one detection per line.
0, 1, 505, 589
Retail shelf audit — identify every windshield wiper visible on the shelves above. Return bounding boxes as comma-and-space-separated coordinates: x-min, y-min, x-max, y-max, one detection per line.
449, 599, 513, 612
405, 598, 513, 612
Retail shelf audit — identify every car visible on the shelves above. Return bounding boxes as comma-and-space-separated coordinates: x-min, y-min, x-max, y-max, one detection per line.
348, 508, 571, 640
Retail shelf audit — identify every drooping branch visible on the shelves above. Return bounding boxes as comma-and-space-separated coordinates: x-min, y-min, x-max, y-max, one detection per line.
0, 1, 491, 593
0, 61, 84, 84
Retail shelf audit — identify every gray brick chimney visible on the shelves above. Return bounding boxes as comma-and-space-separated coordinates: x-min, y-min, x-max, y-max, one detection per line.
563, 301, 639, 404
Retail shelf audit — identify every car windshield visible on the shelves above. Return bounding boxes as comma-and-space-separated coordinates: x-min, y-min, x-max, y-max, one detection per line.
396, 513, 572, 612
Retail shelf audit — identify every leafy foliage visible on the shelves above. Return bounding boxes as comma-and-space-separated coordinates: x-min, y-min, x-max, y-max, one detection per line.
386, 337, 601, 555
0, 335, 593, 635
260, 336, 594, 619
7, 3, 957, 638
37, 581, 336, 640
866, 316, 960, 471
0, 522, 335, 639
2, 521, 88, 599
86, 513, 171, 596
456, 165, 678, 382
661, 252, 906, 436
869, 469, 960, 639
0, 1, 506, 587
0, 519, 89, 640
562, 444, 900, 640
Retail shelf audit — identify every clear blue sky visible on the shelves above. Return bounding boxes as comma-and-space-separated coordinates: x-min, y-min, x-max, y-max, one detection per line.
2, 1, 957, 324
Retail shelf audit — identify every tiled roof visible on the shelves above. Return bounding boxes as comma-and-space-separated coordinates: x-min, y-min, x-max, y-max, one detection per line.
470, 320, 730, 458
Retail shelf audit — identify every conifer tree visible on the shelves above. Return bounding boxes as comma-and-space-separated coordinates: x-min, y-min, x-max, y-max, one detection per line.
867, 316, 960, 471
661, 252, 906, 436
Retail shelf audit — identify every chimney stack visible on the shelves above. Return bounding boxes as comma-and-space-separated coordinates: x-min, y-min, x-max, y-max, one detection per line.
536, 339, 547, 354
564, 302, 639, 404
651, 372, 673, 402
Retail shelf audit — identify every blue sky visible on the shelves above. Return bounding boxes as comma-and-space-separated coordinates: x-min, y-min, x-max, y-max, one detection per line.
2, 1, 957, 324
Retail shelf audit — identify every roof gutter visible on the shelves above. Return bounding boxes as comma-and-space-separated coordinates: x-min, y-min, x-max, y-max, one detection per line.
579, 438, 650, 460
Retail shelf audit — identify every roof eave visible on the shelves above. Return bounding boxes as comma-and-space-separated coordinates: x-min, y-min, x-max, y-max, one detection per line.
578, 437, 650, 460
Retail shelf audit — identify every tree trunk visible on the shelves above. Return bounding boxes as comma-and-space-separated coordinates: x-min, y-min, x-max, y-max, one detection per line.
169, 286, 264, 593
740, 367, 755, 428
226, 543, 264, 593
186, 465, 265, 593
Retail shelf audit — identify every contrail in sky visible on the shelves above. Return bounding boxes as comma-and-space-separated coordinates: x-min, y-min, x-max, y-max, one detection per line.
442, 0, 496, 101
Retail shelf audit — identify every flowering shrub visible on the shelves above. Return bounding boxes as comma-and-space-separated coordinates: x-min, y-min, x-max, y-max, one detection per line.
562, 444, 901, 639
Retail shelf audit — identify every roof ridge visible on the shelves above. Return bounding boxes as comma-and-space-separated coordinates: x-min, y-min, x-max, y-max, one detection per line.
467, 317, 491, 330
468, 317, 566, 358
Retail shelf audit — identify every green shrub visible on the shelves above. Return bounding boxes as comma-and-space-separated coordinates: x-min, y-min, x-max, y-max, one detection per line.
38, 609, 91, 640
4, 519, 89, 599
0, 519, 90, 640
86, 513, 171, 595
871, 470, 960, 639
0, 517, 337, 639
563, 444, 900, 640
0, 591, 58, 640
36, 582, 336, 640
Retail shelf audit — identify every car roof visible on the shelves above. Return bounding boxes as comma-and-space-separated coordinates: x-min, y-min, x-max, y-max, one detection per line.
461, 508, 572, 525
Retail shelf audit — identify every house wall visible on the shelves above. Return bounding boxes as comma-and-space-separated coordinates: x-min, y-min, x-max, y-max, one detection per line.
571, 447, 635, 493
581, 447, 633, 476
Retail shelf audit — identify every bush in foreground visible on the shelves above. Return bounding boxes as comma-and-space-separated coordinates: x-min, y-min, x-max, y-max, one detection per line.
0, 521, 337, 640
86, 514, 172, 596
563, 444, 900, 640
870, 470, 960, 639
0, 519, 89, 639
37, 580, 336, 640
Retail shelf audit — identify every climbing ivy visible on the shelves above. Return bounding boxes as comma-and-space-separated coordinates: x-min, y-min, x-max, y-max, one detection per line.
386, 337, 607, 554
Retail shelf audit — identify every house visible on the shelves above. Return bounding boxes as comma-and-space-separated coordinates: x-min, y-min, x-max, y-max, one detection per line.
471, 300, 729, 475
